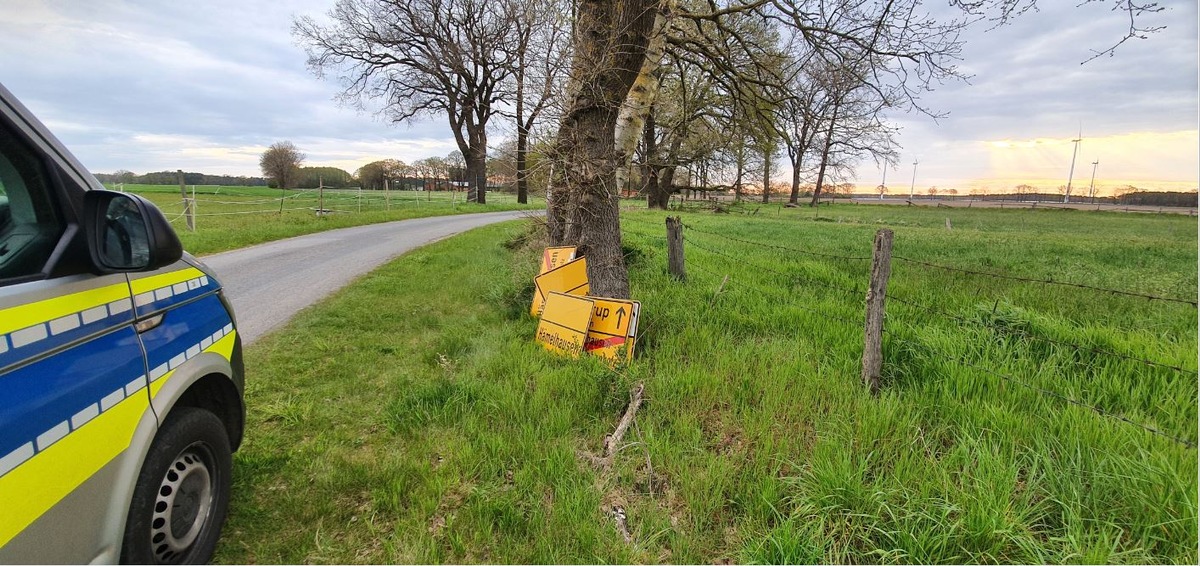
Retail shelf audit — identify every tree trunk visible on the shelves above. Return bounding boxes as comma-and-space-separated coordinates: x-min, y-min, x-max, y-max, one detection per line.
810, 103, 840, 207
546, 161, 570, 244
733, 144, 744, 202
658, 165, 677, 207
643, 107, 668, 209
515, 45, 529, 205
468, 129, 487, 204
789, 151, 802, 205
516, 123, 529, 204
553, 0, 668, 299
761, 148, 771, 204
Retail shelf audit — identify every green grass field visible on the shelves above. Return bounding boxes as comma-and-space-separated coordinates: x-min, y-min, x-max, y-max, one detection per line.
213, 203, 1197, 564
112, 184, 542, 255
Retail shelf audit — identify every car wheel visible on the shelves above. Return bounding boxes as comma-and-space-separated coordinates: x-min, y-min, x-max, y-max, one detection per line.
121, 407, 232, 564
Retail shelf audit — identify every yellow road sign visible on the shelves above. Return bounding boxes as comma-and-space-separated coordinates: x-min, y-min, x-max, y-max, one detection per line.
583, 297, 640, 363
531, 257, 589, 317
540, 246, 577, 275
536, 292, 595, 357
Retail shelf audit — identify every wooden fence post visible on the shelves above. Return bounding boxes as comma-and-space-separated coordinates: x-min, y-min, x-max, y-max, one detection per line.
318, 178, 326, 217
183, 198, 195, 231
666, 216, 685, 281
861, 228, 894, 395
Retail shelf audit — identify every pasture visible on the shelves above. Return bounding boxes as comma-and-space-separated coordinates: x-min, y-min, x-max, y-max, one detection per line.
214, 203, 1197, 563
112, 184, 542, 255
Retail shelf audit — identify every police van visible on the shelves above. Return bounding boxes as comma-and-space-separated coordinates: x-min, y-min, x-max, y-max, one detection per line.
0, 82, 243, 563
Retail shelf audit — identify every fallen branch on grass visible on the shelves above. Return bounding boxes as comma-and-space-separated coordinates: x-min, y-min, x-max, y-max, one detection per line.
578, 382, 647, 545
579, 382, 646, 471
603, 382, 645, 461
610, 505, 632, 542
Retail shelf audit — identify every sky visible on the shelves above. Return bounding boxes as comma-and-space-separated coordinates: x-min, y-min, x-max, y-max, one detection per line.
0, 0, 1196, 195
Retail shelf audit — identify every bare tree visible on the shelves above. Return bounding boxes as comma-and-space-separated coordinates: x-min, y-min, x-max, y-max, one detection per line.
260, 141, 305, 192
950, 0, 1165, 62
641, 53, 731, 209
112, 169, 136, 184
446, 150, 467, 191
507, 0, 572, 204
550, 0, 971, 294
552, 0, 1149, 294
807, 61, 900, 207
295, 0, 520, 204
778, 62, 823, 206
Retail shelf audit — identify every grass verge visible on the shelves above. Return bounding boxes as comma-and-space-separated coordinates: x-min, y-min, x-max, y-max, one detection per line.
215, 204, 1197, 563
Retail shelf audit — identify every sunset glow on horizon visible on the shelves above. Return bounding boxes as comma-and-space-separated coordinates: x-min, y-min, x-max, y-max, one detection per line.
884, 129, 1200, 195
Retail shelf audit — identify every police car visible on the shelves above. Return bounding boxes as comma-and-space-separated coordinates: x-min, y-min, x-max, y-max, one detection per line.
0, 82, 243, 563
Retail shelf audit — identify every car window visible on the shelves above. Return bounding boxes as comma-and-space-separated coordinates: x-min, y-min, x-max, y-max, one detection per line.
0, 123, 63, 282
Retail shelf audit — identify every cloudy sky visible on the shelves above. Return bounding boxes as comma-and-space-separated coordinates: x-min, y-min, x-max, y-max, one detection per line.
1, 0, 1196, 195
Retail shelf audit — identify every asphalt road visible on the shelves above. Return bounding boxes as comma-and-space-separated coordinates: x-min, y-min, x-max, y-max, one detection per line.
202, 210, 538, 344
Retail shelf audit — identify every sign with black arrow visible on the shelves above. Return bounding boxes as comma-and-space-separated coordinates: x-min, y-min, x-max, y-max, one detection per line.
582, 297, 640, 364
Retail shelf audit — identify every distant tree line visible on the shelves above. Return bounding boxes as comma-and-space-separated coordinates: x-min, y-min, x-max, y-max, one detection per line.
96, 170, 270, 186
100, 149, 479, 191
1112, 189, 1198, 207
979, 185, 1199, 207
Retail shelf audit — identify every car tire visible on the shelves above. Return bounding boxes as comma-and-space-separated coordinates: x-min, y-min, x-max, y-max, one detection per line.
120, 407, 232, 564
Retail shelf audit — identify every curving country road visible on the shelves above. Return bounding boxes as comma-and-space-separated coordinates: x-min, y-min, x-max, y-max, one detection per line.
202, 211, 539, 344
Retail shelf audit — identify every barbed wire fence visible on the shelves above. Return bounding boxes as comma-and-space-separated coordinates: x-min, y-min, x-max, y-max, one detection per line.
621, 215, 1198, 450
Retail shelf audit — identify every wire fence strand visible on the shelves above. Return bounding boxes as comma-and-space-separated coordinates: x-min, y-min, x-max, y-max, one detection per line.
683, 238, 863, 327
684, 222, 873, 262
619, 214, 1195, 450
893, 255, 1197, 307
682, 233, 866, 303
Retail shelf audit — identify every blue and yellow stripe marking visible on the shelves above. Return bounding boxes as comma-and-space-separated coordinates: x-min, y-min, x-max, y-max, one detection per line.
130, 267, 215, 316
0, 267, 218, 371
0, 266, 233, 547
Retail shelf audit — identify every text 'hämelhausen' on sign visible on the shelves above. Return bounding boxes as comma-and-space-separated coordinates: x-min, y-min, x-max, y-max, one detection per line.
535, 292, 594, 357
530, 246, 643, 364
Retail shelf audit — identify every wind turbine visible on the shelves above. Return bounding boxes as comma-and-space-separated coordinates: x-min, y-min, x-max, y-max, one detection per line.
1088, 159, 1099, 203
1064, 126, 1082, 203
909, 159, 918, 200
880, 165, 888, 199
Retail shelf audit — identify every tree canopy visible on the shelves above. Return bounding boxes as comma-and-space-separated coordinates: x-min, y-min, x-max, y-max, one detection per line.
259, 141, 305, 190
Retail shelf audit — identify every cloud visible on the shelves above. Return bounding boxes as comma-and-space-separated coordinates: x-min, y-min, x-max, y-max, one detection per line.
0, 0, 457, 175
0, 0, 1195, 187
869, 0, 1198, 188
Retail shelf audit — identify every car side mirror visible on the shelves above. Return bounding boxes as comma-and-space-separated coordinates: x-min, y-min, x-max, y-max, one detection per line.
83, 190, 182, 273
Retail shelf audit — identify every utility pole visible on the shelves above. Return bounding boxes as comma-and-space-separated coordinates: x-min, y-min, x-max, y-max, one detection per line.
1088, 160, 1099, 204
1064, 129, 1082, 203
908, 159, 918, 200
